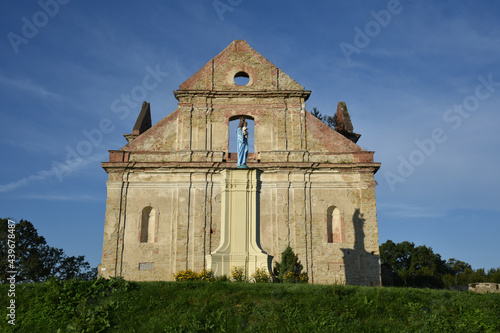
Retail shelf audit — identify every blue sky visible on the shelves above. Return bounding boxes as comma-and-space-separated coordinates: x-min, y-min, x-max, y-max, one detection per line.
1, 0, 499, 271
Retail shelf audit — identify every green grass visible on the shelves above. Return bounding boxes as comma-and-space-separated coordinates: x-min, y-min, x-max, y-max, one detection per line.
1, 278, 500, 332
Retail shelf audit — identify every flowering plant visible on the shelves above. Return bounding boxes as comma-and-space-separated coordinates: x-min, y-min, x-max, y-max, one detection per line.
230, 266, 247, 282
251, 268, 271, 283
174, 268, 214, 282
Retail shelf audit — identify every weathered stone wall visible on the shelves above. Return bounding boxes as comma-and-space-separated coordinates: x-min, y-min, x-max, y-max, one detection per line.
99, 170, 223, 281
468, 283, 500, 293
99, 167, 380, 285
98, 40, 381, 285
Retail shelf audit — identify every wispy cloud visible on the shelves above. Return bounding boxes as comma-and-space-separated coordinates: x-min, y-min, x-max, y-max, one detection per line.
22, 193, 101, 202
5, 138, 60, 156
379, 203, 447, 219
0, 153, 107, 193
0, 73, 61, 100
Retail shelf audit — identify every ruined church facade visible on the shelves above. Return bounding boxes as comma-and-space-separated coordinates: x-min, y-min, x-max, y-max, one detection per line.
99, 40, 381, 285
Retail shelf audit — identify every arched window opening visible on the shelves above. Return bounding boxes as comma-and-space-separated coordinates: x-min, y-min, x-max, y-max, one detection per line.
140, 206, 155, 243
228, 116, 255, 154
327, 206, 343, 243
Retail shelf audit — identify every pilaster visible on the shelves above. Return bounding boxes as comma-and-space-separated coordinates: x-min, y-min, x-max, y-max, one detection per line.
206, 169, 272, 277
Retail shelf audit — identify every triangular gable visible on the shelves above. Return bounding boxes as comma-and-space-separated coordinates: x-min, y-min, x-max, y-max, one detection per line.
178, 40, 304, 92
116, 40, 368, 159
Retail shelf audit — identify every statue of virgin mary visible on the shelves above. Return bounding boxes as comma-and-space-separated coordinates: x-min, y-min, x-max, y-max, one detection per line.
236, 117, 248, 168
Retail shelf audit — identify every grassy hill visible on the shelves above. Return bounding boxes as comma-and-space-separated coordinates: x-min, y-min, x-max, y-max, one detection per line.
1, 278, 499, 332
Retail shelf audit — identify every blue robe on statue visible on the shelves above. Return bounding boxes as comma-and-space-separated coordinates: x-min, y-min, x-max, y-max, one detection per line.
237, 127, 248, 167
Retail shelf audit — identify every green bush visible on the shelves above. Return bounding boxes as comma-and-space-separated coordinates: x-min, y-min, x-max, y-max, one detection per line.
214, 274, 230, 282
273, 246, 308, 283
0, 277, 134, 332
283, 271, 309, 283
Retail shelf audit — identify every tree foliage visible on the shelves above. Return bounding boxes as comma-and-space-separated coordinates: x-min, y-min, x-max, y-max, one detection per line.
442, 260, 500, 287
380, 240, 500, 289
1, 218, 96, 283
273, 246, 308, 283
380, 240, 447, 288
311, 107, 336, 129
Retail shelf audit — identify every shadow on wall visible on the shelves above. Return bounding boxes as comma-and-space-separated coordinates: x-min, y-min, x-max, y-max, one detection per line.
341, 209, 380, 286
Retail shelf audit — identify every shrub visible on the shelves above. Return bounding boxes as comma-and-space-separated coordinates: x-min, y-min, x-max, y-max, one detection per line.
230, 266, 247, 282
273, 246, 308, 283
174, 269, 200, 282
0, 277, 134, 332
283, 271, 309, 283
174, 268, 215, 282
252, 268, 271, 283
214, 274, 230, 282
199, 269, 215, 282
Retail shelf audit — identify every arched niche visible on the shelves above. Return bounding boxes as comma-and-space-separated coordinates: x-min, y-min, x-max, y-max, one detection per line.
326, 206, 344, 244
228, 115, 255, 154
140, 206, 156, 243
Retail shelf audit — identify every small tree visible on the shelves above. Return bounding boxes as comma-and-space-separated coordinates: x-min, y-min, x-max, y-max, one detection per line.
273, 246, 308, 283
311, 107, 336, 129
